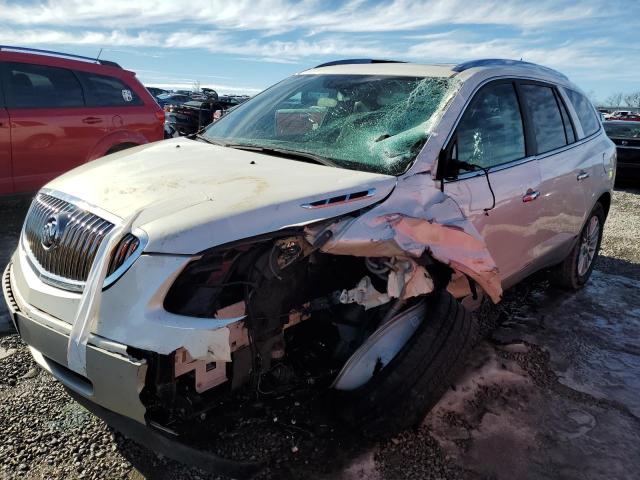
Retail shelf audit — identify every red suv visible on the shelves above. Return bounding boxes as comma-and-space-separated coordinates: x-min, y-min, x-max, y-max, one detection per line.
0, 46, 164, 195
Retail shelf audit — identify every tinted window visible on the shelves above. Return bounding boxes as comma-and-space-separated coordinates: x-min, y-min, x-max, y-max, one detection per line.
604, 122, 640, 138
565, 89, 600, 137
5, 62, 84, 108
79, 72, 142, 107
456, 82, 525, 168
556, 92, 576, 144
521, 84, 566, 154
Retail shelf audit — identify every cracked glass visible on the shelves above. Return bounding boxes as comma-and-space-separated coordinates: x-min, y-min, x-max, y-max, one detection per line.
203, 74, 458, 175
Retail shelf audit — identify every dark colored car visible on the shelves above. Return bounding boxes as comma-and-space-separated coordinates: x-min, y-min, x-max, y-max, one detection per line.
164, 98, 248, 138
604, 120, 640, 183
146, 86, 169, 98
0, 45, 165, 195
156, 93, 192, 108
163, 100, 221, 137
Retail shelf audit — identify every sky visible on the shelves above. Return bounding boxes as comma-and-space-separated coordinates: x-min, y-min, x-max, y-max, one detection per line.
0, 0, 638, 102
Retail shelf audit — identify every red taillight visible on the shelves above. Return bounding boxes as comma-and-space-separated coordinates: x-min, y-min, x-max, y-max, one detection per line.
155, 108, 165, 123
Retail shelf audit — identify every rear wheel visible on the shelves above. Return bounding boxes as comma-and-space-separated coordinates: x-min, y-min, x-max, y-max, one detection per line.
552, 202, 605, 289
335, 290, 477, 436
106, 143, 137, 155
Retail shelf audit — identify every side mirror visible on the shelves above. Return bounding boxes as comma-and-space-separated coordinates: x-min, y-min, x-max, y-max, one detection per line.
439, 140, 462, 180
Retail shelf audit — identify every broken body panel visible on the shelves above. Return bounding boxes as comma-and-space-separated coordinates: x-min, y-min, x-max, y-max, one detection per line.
3, 60, 615, 430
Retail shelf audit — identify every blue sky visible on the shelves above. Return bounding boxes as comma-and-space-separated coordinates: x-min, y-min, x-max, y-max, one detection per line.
0, 0, 638, 102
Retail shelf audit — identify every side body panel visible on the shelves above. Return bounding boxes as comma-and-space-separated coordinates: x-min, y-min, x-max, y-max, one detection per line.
7, 105, 109, 193
0, 67, 11, 194
444, 161, 543, 287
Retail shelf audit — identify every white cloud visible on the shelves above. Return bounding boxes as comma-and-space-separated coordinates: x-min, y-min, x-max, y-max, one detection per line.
0, 28, 392, 62
0, 0, 601, 32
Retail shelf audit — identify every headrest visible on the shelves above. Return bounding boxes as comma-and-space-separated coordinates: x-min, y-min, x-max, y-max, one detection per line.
12, 73, 33, 89
317, 97, 338, 108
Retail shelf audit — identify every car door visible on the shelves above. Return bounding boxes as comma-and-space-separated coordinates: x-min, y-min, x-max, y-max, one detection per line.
518, 82, 586, 266
562, 88, 613, 209
0, 63, 12, 195
441, 80, 545, 288
2, 61, 106, 193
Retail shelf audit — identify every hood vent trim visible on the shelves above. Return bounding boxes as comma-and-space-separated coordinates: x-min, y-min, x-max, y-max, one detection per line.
301, 188, 376, 209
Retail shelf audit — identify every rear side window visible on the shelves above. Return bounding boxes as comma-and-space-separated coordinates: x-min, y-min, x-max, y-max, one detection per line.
78, 72, 143, 107
456, 82, 526, 168
565, 89, 600, 137
4, 62, 84, 108
520, 84, 566, 154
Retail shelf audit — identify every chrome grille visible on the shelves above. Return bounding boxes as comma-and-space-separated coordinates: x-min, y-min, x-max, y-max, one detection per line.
22, 192, 142, 291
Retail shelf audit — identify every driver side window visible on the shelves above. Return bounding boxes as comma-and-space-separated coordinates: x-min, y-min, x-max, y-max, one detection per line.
456, 82, 526, 168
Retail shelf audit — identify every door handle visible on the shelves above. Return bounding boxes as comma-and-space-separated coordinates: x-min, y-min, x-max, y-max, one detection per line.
82, 117, 102, 124
522, 189, 540, 203
577, 171, 590, 181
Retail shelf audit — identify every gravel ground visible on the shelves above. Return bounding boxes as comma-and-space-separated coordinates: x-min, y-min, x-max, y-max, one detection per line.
1, 187, 639, 479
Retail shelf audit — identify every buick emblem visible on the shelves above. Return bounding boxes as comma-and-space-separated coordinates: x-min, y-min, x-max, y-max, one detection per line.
41, 213, 67, 250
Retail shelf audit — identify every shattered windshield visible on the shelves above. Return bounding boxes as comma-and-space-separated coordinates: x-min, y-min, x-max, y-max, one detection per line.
202, 74, 456, 175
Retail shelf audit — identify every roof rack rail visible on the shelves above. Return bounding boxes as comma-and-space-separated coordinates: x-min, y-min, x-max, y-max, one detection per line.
0, 45, 121, 68
452, 58, 568, 80
314, 58, 406, 68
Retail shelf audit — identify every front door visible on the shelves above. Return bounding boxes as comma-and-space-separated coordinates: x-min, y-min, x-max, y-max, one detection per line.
442, 81, 545, 287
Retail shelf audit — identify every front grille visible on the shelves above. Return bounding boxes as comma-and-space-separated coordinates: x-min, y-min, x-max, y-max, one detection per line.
22, 192, 140, 291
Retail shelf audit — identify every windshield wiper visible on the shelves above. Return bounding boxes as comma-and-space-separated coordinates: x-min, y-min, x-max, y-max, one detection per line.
224, 144, 339, 168
192, 134, 227, 146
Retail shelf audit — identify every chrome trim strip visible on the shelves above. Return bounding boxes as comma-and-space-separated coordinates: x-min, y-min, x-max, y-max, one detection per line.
20, 189, 148, 292
300, 188, 377, 209
39, 187, 122, 225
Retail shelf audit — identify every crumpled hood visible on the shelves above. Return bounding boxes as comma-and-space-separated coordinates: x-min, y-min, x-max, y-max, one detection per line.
46, 138, 397, 254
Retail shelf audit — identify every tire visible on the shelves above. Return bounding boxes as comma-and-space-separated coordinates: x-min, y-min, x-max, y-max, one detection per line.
551, 202, 605, 290
106, 143, 137, 155
335, 289, 477, 437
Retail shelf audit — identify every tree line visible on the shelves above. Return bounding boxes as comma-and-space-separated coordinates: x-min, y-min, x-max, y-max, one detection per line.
603, 91, 640, 108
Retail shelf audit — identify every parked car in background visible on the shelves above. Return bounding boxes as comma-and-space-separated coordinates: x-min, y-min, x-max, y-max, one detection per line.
163, 96, 250, 138
604, 110, 640, 121
163, 99, 224, 137
156, 93, 191, 108
604, 120, 640, 183
0, 45, 164, 195
3, 59, 615, 460
145, 86, 169, 99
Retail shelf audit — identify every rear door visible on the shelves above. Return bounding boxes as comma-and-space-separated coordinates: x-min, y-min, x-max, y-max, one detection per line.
563, 88, 612, 206
76, 71, 160, 146
2, 61, 106, 193
518, 82, 586, 266
0, 62, 12, 195
442, 80, 544, 287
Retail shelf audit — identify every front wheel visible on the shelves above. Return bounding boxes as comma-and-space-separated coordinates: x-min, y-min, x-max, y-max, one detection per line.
552, 202, 605, 289
334, 290, 477, 437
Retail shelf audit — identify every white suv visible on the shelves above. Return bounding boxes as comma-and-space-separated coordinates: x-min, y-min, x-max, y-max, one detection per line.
3, 59, 615, 449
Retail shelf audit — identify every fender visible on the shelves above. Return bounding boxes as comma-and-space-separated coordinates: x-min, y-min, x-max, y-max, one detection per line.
86, 130, 149, 161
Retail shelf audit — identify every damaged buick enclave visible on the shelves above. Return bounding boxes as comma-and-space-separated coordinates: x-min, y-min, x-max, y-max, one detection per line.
3, 59, 615, 443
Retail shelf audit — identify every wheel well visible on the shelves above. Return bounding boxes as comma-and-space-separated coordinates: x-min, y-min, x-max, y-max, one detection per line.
597, 192, 611, 218
106, 142, 138, 155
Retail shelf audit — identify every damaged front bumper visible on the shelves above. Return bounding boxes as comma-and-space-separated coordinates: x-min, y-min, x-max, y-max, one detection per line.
3, 262, 147, 423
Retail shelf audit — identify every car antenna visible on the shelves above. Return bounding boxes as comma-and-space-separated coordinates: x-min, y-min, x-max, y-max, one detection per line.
96, 48, 103, 62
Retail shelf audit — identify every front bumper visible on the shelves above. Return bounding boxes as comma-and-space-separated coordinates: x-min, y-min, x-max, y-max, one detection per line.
2, 262, 148, 423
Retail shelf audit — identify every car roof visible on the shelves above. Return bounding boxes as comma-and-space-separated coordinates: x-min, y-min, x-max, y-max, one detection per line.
300, 58, 573, 87
0, 45, 128, 74
301, 62, 457, 78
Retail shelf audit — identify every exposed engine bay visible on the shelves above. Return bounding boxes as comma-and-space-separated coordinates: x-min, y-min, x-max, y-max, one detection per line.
135, 226, 453, 431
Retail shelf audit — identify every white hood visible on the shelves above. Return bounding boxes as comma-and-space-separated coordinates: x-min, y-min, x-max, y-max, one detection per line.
47, 138, 397, 254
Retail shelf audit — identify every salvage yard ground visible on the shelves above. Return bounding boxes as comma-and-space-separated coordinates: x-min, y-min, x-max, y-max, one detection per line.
1, 187, 639, 480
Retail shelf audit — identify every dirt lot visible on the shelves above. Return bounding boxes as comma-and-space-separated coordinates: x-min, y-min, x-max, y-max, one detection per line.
1, 188, 639, 480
